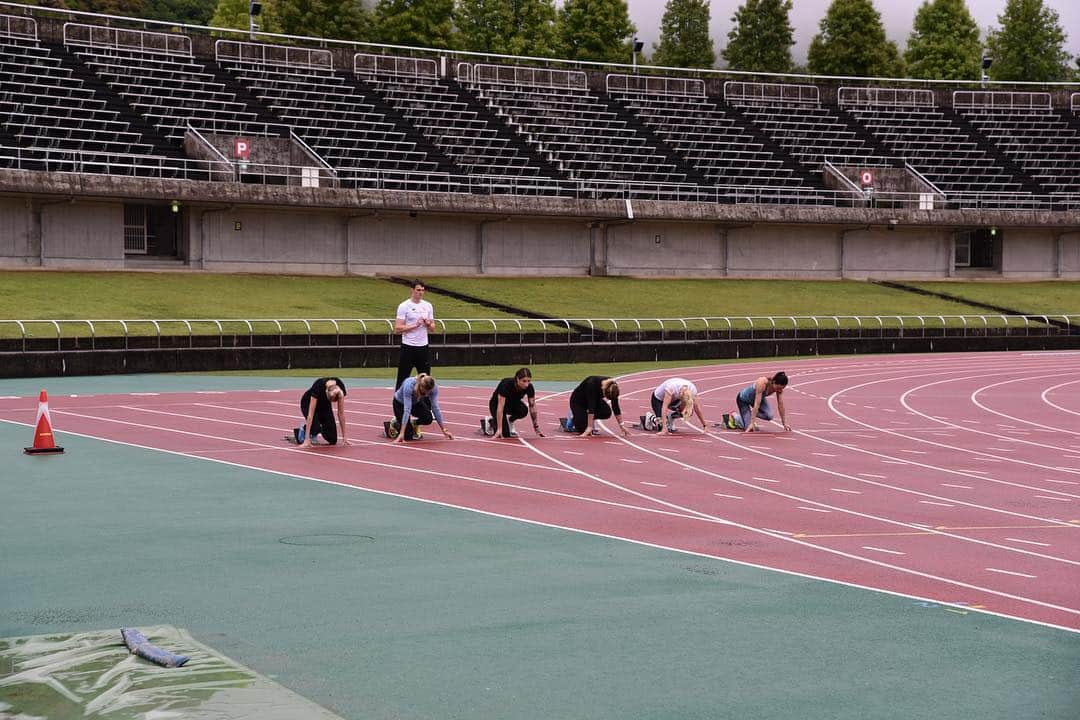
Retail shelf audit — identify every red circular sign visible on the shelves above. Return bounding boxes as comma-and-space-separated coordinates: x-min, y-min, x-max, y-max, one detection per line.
860, 170, 874, 187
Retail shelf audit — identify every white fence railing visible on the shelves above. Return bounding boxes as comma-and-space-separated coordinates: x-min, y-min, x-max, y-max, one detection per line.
2, 315, 1075, 353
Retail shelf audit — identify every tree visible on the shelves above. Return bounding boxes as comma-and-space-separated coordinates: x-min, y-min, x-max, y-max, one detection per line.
904, 0, 981, 80
651, 0, 715, 69
64, 0, 149, 16
456, 0, 558, 57
720, 0, 794, 73
209, 0, 258, 31
807, 0, 903, 78
374, 0, 457, 49
985, 0, 1071, 82
555, 0, 636, 64
146, 0, 217, 26
269, 0, 370, 42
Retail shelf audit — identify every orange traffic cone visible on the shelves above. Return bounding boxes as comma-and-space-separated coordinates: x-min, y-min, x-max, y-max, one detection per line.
24, 389, 64, 455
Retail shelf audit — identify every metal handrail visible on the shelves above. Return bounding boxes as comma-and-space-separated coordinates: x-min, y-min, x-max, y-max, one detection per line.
1, 314, 1074, 353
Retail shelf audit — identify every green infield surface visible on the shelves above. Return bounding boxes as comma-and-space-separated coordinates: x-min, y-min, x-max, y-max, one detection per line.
1, 373, 1077, 720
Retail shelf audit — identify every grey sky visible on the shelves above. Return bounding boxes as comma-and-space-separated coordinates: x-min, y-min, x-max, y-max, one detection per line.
618, 0, 1078, 63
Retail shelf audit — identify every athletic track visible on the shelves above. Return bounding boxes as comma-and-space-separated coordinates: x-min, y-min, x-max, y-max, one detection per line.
2, 352, 1077, 632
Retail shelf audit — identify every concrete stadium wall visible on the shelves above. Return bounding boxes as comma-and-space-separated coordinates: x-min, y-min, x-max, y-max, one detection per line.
0, 198, 33, 268
0, 198, 123, 270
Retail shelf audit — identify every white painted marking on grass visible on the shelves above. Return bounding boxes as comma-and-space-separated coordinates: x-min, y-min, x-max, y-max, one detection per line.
986, 568, 1037, 579
863, 546, 905, 556
919, 500, 955, 507
831, 488, 862, 495
640, 481, 667, 487
798, 506, 831, 513
1007, 538, 1051, 547
713, 493, 743, 500
1035, 495, 1072, 502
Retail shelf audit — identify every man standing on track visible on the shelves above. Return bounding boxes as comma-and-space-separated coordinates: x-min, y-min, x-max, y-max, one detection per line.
394, 279, 435, 389
725, 371, 791, 432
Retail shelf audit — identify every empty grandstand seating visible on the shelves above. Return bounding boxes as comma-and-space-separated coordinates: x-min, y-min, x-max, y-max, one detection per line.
838, 87, 1029, 199
724, 81, 895, 174
4, 9, 1077, 208
0, 15, 177, 175
355, 53, 558, 188
462, 63, 690, 190
954, 91, 1080, 196
64, 24, 280, 145
606, 74, 806, 191
216, 40, 443, 185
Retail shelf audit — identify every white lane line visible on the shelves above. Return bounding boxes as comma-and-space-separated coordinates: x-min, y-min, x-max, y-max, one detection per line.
129, 392, 160, 396
195, 391, 226, 395
640, 481, 667, 487
256, 389, 283, 393
1007, 538, 1051, 547
563, 451, 584, 456
898, 449, 927, 454
1045, 479, 1079, 485
862, 546, 905, 556
621, 458, 645, 464
753, 477, 780, 483
919, 500, 954, 507
858, 473, 887, 479
798, 506, 831, 513
831, 488, 862, 494
941, 483, 974, 489
716, 455, 744, 461
1035, 495, 1072, 502
986, 568, 1037, 579
659, 447, 680, 453
812, 452, 838, 457
882, 460, 908, 465
762, 528, 793, 535
713, 493, 743, 500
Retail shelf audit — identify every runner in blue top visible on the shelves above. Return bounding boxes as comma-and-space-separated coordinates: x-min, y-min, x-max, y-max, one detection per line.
726, 371, 791, 432
390, 373, 453, 443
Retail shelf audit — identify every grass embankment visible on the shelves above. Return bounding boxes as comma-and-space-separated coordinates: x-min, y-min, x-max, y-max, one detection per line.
905, 281, 1080, 317
2, 272, 1076, 339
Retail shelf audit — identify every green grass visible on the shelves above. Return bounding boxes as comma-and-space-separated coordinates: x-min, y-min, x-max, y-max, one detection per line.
427, 277, 991, 318
906, 281, 1080, 318
2, 272, 1076, 339
200, 357, 761, 382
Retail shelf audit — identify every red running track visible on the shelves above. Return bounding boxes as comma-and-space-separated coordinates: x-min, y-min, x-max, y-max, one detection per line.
3, 351, 1078, 632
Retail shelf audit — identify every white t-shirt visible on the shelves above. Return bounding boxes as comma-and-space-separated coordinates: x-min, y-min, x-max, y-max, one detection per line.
654, 378, 697, 403
396, 298, 434, 347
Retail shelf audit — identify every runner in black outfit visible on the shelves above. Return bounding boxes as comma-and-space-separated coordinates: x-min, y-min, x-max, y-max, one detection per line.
564, 375, 630, 438
293, 377, 350, 447
484, 367, 544, 439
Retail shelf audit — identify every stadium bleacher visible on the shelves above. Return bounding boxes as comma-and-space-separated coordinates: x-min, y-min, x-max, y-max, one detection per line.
606, 74, 808, 195
954, 90, 1080, 196
355, 53, 561, 191
838, 87, 1033, 201
1, 10, 1077, 208
0, 15, 177, 175
215, 40, 447, 188
462, 63, 692, 191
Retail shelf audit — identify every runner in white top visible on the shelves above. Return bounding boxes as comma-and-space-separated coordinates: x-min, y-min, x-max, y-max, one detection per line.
649, 377, 709, 434
394, 279, 435, 389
